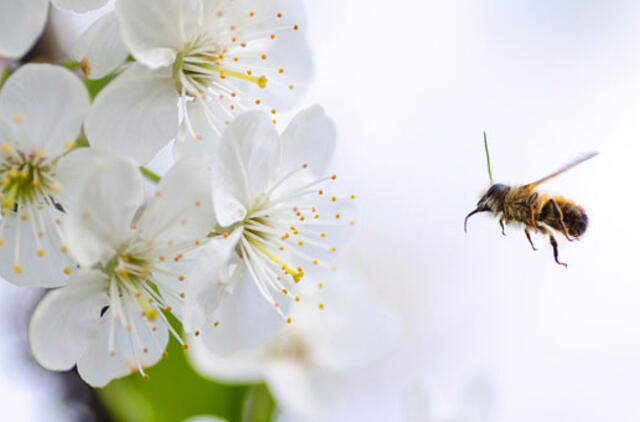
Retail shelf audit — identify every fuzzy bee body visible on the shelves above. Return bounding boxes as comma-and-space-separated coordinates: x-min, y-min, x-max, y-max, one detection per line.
465, 152, 596, 267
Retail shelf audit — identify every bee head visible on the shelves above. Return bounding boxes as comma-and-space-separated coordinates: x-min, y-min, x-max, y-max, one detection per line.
464, 183, 510, 233
477, 183, 510, 213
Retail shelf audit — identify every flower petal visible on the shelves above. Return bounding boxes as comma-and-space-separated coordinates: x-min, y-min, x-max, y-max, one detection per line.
198, 269, 286, 355
0, 64, 90, 157
279, 105, 336, 177
50, 0, 109, 13
212, 111, 280, 223
74, 11, 129, 80
187, 336, 265, 384
183, 229, 243, 332
0, 0, 48, 58
28, 270, 109, 371
174, 101, 221, 162
85, 63, 179, 164
0, 208, 74, 287
76, 297, 168, 387
115, 0, 202, 68
136, 155, 213, 243
63, 150, 144, 266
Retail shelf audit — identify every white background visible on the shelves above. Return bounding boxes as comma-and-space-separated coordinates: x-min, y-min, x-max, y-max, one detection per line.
3, 0, 640, 421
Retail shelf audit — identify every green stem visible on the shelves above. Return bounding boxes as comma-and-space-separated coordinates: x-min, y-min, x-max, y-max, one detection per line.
483, 131, 494, 185
0, 67, 11, 89
140, 166, 162, 184
241, 384, 277, 422
59, 60, 81, 70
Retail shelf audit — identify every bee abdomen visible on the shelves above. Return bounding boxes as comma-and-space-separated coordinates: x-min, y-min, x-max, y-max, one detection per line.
540, 199, 588, 238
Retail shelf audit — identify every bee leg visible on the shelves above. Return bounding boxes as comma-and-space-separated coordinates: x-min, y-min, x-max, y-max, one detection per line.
528, 193, 539, 232
499, 216, 506, 236
548, 233, 568, 267
549, 199, 574, 242
524, 228, 537, 251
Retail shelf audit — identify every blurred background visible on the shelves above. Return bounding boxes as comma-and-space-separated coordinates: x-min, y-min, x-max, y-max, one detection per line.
3, 0, 640, 420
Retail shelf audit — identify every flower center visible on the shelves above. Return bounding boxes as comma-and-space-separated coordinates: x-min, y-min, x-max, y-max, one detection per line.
103, 251, 159, 321
173, 33, 267, 99
0, 145, 58, 213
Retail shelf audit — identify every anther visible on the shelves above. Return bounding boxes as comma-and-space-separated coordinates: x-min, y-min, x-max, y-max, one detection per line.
37, 248, 45, 258
13, 265, 22, 274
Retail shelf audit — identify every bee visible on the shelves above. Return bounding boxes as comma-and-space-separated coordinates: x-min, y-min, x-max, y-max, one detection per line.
464, 133, 597, 267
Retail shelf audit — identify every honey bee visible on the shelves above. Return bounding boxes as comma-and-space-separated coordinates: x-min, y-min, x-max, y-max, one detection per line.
464, 133, 597, 267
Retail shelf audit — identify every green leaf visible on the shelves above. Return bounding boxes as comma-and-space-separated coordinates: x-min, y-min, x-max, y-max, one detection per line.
86, 72, 119, 100
97, 336, 276, 422
241, 384, 277, 422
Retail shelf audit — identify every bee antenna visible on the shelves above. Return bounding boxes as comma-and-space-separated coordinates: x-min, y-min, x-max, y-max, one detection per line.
483, 131, 494, 185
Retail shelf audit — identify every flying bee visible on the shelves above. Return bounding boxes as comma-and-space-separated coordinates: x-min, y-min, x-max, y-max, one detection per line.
464, 133, 597, 267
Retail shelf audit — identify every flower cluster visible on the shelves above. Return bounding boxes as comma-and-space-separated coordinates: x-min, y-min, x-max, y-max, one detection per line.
0, 0, 373, 398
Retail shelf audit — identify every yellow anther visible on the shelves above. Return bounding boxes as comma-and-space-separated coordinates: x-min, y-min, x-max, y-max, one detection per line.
295, 296, 300, 302
318, 282, 323, 288
13, 113, 24, 124
64, 267, 72, 275
331, 196, 337, 202
351, 194, 356, 200
1, 143, 12, 155
331, 247, 336, 253
0, 238, 4, 246
13, 265, 22, 274
286, 317, 292, 324
214, 321, 220, 327
37, 248, 45, 258
318, 303, 325, 310
313, 259, 318, 265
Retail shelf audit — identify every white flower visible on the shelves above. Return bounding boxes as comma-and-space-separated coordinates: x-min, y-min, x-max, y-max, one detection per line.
405, 377, 494, 422
74, 11, 130, 80
85, 0, 313, 163
0, 64, 91, 286
29, 151, 213, 386
0, 0, 109, 59
189, 271, 400, 420
180, 106, 355, 354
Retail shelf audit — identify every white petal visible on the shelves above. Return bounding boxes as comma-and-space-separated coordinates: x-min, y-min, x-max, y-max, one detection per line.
184, 229, 243, 332
213, 111, 280, 216
115, 0, 202, 68
0, 209, 74, 287
311, 275, 401, 372
76, 297, 168, 387
174, 101, 221, 162
0, 64, 90, 157
136, 156, 213, 243
0, 0, 48, 58
268, 365, 347, 420
198, 269, 286, 355
263, 361, 315, 418
187, 335, 266, 384
63, 150, 144, 266
51, 0, 108, 13
85, 64, 179, 164
29, 270, 109, 371
279, 106, 336, 177
74, 11, 129, 80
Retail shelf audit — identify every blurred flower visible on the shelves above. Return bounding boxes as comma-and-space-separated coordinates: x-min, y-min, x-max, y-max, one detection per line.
84, 0, 312, 163
29, 151, 213, 386
179, 107, 355, 354
189, 270, 400, 420
0, 0, 109, 59
0, 64, 90, 286
74, 11, 129, 80
405, 376, 494, 422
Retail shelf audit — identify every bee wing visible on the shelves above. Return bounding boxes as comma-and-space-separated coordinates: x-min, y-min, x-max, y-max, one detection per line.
526, 151, 598, 187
